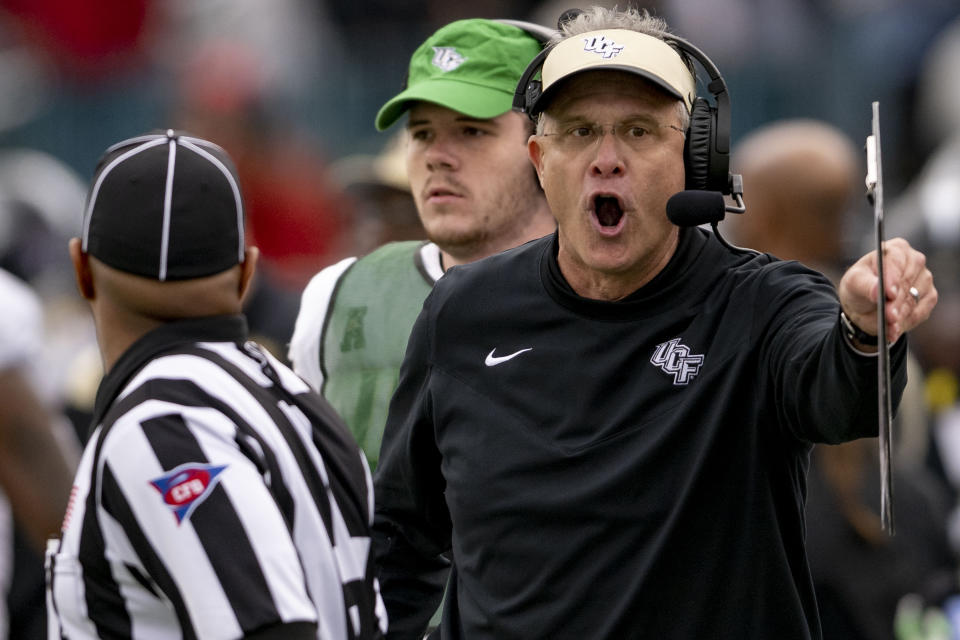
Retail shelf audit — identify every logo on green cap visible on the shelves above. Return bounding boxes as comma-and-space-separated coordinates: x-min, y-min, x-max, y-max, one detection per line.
431, 46, 466, 72
374, 19, 546, 131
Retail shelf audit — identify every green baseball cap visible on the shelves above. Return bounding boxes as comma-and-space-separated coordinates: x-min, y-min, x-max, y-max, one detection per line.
375, 19, 544, 131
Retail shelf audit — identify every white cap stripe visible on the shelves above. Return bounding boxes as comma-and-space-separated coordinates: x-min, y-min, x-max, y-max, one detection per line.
82, 137, 168, 251
102, 134, 169, 155
159, 138, 177, 281
180, 138, 245, 262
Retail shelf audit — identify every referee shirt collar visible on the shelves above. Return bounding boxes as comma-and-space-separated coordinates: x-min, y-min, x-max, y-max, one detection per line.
91, 314, 249, 430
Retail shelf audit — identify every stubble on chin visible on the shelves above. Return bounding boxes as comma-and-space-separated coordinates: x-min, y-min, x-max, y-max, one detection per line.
425, 221, 490, 260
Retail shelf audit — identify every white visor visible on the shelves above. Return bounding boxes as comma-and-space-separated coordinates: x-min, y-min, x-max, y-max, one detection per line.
537, 29, 695, 113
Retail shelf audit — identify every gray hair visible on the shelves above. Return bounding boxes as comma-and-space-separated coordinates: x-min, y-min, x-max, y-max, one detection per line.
552, 6, 672, 42
536, 5, 694, 132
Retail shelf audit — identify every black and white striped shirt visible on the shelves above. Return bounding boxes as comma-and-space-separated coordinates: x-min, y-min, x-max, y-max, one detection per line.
47, 315, 387, 639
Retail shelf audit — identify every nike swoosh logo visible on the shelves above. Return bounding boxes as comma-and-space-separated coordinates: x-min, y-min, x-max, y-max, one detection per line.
485, 348, 533, 367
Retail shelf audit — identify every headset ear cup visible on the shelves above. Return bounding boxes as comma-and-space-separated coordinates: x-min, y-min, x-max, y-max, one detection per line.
684, 97, 715, 191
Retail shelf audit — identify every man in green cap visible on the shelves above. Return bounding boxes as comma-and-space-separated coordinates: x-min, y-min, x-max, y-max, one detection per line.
288, 18, 555, 470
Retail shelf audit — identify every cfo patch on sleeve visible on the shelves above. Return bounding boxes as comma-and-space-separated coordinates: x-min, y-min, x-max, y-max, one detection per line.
150, 462, 228, 525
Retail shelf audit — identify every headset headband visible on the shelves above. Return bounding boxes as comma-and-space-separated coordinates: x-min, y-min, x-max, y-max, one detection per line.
493, 18, 557, 44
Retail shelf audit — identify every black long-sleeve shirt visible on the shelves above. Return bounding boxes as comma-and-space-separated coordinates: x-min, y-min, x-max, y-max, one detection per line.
374, 228, 907, 639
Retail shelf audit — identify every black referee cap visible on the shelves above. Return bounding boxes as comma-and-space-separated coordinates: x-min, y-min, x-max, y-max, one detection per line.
81, 130, 245, 281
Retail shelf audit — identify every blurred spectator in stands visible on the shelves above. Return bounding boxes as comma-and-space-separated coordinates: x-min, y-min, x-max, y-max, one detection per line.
887, 18, 960, 581
663, 0, 960, 194
729, 119, 930, 465
889, 130, 960, 536
171, 39, 352, 286
0, 268, 79, 640
911, 14, 960, 174
0, 0, 152, 79
726, 119, 859, 275
0, 146, 96, 426
0, 147, 90, 640
730, 119, 957, 640
329, 130, 423, 257
167, 40, 352, 360
0, 0, 162, 179
0, 149, 82, 292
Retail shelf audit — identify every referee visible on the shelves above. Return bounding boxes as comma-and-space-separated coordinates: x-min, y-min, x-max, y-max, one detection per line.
48, 131, 387, 639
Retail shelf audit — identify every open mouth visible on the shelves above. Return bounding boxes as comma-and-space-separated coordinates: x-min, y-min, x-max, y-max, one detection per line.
594, 196, 624, 227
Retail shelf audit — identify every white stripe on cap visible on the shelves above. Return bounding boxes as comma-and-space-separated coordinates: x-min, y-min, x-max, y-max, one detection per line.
179, 137, 245, 264
102, 133, 170, 155
159, 133, 178, 281
81, 137, 168, 252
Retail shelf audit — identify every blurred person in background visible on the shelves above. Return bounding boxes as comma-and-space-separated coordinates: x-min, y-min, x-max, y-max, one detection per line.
0, 0, 347, 367
730, 119, 957, 640
661, 0, 960, 195
884, 26, 960, 631
0, 148, 97, 413
0, 147, 89, 640
328, 130, 424, 257
169, 40, 348, 362
288, 18, 556, 471
0, 267, 79, 640
726, 120, 858, 278
172, 39, 353, 287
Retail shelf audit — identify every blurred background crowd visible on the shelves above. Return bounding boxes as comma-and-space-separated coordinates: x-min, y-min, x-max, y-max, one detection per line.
2, 1, 960, 639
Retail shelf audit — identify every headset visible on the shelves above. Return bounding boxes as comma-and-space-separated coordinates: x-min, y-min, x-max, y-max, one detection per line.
494, 18, 558, 45
511, 14, 743, 204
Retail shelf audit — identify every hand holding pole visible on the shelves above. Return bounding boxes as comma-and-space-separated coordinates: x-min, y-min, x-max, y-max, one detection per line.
865, 101, 895, 535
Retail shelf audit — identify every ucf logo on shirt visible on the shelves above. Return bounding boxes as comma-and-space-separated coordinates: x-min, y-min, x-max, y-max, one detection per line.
651, 338, 704, 385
